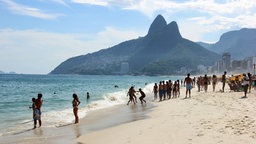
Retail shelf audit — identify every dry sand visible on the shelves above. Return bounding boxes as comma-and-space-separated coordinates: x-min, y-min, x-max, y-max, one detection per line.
77, 83, 256, 144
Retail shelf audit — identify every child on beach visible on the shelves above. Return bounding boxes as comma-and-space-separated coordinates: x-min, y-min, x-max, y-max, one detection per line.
30, 97, 38, 129
138, 88, 146, 104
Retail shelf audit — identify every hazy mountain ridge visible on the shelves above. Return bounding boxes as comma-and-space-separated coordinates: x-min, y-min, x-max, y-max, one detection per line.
197, 28, 256, 60
50, 15, 220, 75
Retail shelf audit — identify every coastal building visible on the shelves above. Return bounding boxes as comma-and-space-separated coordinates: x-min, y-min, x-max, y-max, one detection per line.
210, 53, 256, 75
231, 60, 244, 73
212, 52, 231, 73
244, 56, 256, 75
222, 52, 231, 72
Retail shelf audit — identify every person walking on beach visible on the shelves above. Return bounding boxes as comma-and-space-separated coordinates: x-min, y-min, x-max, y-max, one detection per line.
212, 75, 217, 92
184, 73, 193, 98
35, 93, 43, 128
127, 86, 136, 105
242, 74, 250, 98
138, 88, 146, 104
196, 77, 200, 92
203, 74, 209, 92
153, 83, 158, 101
222, 71, 227, 92
248, 73, 253, 93
72, 93, 81, 124
193, 77, 196, 87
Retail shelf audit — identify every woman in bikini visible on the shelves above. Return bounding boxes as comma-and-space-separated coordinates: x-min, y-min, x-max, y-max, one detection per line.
72, 93, 81, 124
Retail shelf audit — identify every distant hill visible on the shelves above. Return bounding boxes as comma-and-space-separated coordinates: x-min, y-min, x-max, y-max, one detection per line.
198, 28, 256, 60
50, 15, 220, 75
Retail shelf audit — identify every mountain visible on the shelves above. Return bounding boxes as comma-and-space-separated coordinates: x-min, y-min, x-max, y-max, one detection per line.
198, 28, 256, 60
50, 15, 220, 75
196, 42, 212, 50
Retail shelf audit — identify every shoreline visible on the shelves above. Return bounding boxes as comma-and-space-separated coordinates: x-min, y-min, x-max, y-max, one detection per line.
0, 94, 156, 144
77, 83, 256, 144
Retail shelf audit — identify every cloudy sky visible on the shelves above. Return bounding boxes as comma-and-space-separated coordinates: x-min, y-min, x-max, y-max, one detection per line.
1, 0, 256, 74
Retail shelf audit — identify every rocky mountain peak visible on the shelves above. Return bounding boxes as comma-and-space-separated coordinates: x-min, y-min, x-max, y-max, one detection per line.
147, 14, 167, 35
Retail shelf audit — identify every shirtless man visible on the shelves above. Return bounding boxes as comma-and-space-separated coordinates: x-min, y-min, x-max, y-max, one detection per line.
35, 93, 43, 127
184, 73, 193, 98
127, 86, 136, 105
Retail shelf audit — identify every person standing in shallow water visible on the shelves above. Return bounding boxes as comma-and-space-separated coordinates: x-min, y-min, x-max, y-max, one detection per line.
138, 88, 146, 104
35, 93, 43, 128
127, 86, 136, 105
86, 92, 90, 101
153, 83, 158, 101
72, 93, 81, 124
30, 97, 37, 129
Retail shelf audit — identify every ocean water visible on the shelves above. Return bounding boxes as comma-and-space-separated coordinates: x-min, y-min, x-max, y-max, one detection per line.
0, 74, 182, 136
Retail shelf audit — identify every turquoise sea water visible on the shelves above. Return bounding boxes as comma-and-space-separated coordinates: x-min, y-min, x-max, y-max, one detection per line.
0, 74, 182, 136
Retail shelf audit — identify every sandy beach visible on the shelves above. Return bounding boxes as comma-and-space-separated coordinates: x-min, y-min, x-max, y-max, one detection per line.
1, 81, 256, 144
77, 83, 256, 144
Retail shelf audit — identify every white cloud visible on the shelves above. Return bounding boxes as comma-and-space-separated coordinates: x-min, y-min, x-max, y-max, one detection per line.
70, 0, 256, 41
178, 20, 212, 42
97, 26, 145, 47
71, 0, 108, 6
50, 0, 69, 6
0, 28, 144, 74
1, 0, 63, 19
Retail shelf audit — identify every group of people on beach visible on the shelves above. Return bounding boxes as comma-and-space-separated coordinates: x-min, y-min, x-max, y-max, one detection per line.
127, 86, 146, 105
30, 92, 82, 128
150, 71, 255, 102
151, 73, 194, 102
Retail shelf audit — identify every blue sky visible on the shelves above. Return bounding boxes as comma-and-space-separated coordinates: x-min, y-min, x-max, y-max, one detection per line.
1, 0, 256, 74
